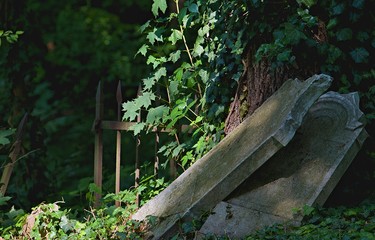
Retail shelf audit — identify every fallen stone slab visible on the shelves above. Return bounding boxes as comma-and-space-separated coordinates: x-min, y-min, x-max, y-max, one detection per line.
132, 74, 332, 239
199, 91, 368, 238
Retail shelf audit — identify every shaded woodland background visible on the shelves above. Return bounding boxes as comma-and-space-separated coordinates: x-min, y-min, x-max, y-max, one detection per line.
0, 0, 156, 211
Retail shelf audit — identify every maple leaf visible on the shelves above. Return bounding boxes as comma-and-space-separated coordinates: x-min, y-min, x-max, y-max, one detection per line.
122, 101, 139, 121
152, 0, 167, 17
135, 92, 156, 110
129, 122, 146, 135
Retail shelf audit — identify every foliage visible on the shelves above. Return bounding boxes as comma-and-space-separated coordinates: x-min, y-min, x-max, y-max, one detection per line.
0, 0, 152, 211
1, 192, 375, 239
0, 30, 23, 47
243, 203, 375, 240
0, 190, 146, 240
123, 0, 375, 177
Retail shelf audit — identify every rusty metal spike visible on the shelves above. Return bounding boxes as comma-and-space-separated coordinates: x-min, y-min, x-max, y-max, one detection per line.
116, 81, 122, 104
95, 81, 103, 118
14, 113, 28, 141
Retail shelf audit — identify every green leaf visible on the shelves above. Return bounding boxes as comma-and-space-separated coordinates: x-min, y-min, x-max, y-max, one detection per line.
152, 0, 168, 17
136, 92, 156, 109
169, 80, 179, 97
296, 0, 317, 8
336, 28, 353, 41
122, 101, 139, 121
302, 205, 315, 216
0, 129, 15, 145
0, 195, 11, 206
193, 43, 204, 57
169, 50, 181, 63
136, 44, 149, 57
284, 23, 306, 45
168, 29, 183, 45
199, 69, 209, 84
188, 3, 199, 13
352, 0, 365, 9
129, 122, 146, 135
146, 106, 169, 124
332, 3, 345, 15
143, 77, 156, 91
139, 21, 150, 33
147, 28, 163, 45
350, 48, 369, 63
154, 67, 167, 80
198, 25, 210, 37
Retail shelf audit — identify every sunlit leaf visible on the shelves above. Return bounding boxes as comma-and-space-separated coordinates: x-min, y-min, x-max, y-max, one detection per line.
129, 122, 146, 135
143, 77, 156, 91
152, 0, 168, 17
136, 92, 156, 109
154, 67, 167, 80
122, 101, 139, 121
169, 50, 181, 63
168, 29, 183, 45
146, 106, 169, 125
136, 44, 149, 57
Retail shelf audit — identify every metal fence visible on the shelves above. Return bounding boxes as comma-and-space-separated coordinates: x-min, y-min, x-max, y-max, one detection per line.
92, 81, 185, 208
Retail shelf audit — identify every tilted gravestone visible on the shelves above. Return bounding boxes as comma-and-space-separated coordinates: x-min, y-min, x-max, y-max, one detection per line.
132, 74, 332, 239
198, 91, 368, 238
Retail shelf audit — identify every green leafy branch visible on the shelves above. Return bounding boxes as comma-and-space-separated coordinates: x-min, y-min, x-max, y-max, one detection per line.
0, 30, 23, 46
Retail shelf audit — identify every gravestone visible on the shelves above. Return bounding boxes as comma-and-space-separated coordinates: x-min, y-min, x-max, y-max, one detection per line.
198, 91, 368, 238
132, 74, 332, 239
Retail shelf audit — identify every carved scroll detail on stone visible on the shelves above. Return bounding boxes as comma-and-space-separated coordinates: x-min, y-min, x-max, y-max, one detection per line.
308, 91, 365, 131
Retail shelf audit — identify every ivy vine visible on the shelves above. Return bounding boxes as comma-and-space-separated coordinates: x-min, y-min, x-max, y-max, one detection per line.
123, 0, 375, 176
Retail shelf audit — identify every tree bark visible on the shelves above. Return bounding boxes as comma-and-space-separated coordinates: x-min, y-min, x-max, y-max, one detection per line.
224, 20, 327, 134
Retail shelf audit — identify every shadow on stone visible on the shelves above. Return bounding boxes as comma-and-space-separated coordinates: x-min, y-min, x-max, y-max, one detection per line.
199, 91, 368, 238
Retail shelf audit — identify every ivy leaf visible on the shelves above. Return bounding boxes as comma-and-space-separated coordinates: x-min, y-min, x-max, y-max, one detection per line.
188, 3, 199, 13
169, 50, 181, 63
169, 80, 179, 98
0, 129, 15, 145
168, 29, 183, 45
136, 44, 149, 57
147, 28, 163, 45
336, 28, 353, 41
350, 48, 369, 63
296, 0, 317, 8
198, 25, 210, 37
283, 23, 306, 45
332, 3, 345, 16
122, 101, 139, 121
0, 195, 11, 206
146, 106, 169, 125
139, 20, 150, 33
129, 122, 146, 135
193, 43, 204, 57
352, 0, 365, 9
199, 69, 209, 84
152, 0, 168, 17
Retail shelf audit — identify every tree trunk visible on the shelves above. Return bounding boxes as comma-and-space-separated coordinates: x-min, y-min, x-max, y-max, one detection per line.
224, 20, 327, 134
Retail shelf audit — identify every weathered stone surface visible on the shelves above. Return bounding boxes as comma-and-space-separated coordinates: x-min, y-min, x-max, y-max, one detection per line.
199, 91, 368, 238
132, 75, 332, 239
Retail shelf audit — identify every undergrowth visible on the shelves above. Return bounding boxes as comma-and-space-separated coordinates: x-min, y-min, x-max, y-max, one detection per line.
1, 191, 374, 239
